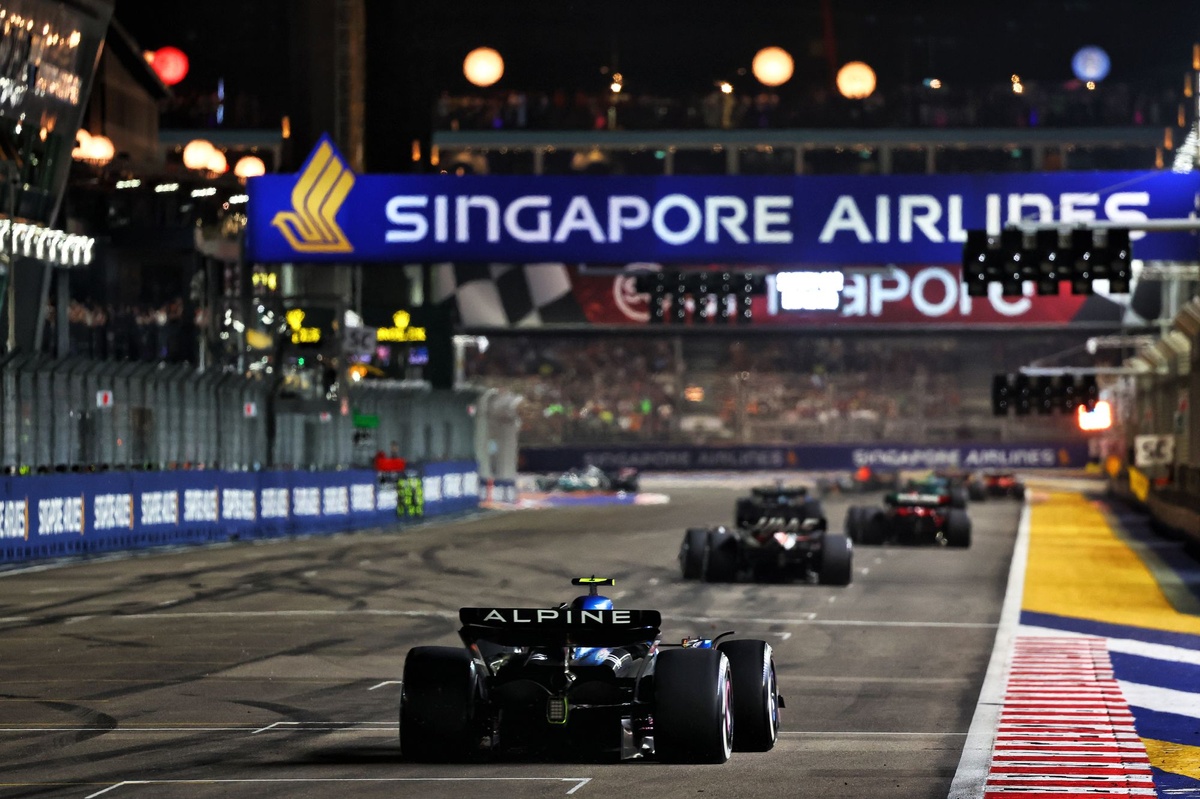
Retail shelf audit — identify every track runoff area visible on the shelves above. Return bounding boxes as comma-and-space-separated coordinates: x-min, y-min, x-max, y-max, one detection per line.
0, 475, 1195, 799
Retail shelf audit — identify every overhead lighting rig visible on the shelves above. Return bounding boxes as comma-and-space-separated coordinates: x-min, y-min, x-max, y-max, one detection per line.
991, 372, 1098, 416
634, 271, 767, 325
962, 227, 1131, 297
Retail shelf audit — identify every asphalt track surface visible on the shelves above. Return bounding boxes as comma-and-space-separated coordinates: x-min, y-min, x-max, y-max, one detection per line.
0, 481, 1023, 799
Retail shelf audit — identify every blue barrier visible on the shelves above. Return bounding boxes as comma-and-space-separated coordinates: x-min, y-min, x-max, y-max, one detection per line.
0, 460, 479, 565
519, 443, 1091, 473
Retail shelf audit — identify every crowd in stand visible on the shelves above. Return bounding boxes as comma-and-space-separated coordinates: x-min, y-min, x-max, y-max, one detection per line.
436, 80, 1178, 132
45, 299, 196, 363
464, 335, 1080, 446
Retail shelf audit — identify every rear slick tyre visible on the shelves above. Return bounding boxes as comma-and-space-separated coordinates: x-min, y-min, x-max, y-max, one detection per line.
655, 649, 734, 764
703, 531, 738, 582
818, 533, 853, 585
680, 528, 708, 580
717, 639, 780, 752
399, 646, 479, 762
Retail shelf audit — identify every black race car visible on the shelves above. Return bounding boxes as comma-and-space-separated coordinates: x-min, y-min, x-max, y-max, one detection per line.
534, 465, 640, 493
734, 484, 823, 529
967, 471, 1026, 501
400, 577, 781, 764
844, 483, 971, 547
680, 486, 853, 584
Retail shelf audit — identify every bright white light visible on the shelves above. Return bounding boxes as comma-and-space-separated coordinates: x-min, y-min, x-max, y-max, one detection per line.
718, 81, 733, 94
228, 194, 249, 205
776, 271, 845, 311
115, 179, 141, 189
190, 187, 217, 198
1077, 400, 1113, 431
154, 182, 180, 193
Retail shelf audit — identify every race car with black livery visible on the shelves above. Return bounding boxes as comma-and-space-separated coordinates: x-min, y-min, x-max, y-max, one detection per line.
679, 485, 853, 584
534, 465, 640, 494
844, 482, 971, 547
967, 471, 1026, 501
399, 577, 781, 764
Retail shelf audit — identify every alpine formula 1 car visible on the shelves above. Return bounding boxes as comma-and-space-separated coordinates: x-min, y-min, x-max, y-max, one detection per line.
399, 577, 781, 764
534, 465, 640, 493
844, 482, 971, 547
680, 485, 853, 584
967, 471, 1026, 501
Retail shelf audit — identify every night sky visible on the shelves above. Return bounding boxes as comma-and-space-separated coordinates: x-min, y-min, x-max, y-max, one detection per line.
110, 0, 1200, 168
113, 1, 1199, 94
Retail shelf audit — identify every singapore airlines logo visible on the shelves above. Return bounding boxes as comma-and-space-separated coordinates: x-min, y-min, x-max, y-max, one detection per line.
271, 139, 355, 253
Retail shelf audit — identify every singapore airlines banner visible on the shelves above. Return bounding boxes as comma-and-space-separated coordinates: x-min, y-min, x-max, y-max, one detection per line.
246, 138, 1200, 266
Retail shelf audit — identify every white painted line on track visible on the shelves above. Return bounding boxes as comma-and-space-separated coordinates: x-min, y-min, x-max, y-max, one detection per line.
85, 777, 593, 798
662, 613, 996, 629
1117, 680, 1200, 719
0, 727, 258, 733
1107, 636, 1200, 666
948, 497, 1032, 799
780, 731, 968, 736
110, 609, 460, 620
250, 721, 394, 734
368, 680, 402, 691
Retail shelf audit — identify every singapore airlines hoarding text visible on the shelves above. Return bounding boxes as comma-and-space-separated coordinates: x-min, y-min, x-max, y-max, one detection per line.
246, 141, 1200, 265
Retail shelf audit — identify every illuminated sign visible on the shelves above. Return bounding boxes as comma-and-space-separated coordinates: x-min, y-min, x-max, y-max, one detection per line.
774, 271, 845, 311
270, 139, 355, 254
285, 308, 321, 344
376, 310, 426, 343
252, 271, 278, 291
248, 145, 1200, 265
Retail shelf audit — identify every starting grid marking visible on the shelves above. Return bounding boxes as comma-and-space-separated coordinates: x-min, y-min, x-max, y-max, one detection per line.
983, 636, 1156, 799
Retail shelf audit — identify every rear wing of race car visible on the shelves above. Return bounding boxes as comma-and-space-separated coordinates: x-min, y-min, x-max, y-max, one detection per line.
890, 491, 949, 507
750, 485, 807, 500
458, 607, 662, 649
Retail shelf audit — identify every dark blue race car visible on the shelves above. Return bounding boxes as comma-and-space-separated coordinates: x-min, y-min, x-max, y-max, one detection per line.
399, 577, 782, 763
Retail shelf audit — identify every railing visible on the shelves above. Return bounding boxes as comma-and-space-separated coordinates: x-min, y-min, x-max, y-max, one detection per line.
0, 354, 479, 475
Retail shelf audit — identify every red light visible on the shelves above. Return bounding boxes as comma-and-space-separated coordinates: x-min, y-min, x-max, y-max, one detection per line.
151, 46, 189, 86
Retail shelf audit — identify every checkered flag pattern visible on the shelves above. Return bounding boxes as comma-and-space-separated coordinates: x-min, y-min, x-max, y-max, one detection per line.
432, 263, 585, 328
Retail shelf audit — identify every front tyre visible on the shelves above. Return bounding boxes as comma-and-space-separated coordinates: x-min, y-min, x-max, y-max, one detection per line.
399, 646, 480, 761
655, 649, 734, 764
717, 639, 780, 751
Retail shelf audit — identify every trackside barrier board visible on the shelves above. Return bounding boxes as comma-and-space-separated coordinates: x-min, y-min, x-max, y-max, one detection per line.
0, 461, 478, 564
520, 442, 1090, 473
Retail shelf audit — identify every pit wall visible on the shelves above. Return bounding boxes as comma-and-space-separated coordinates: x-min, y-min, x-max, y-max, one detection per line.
0, 460, 479, 564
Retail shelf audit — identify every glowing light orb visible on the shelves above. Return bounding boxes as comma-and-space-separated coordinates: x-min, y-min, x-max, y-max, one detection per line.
463, 47, 504, 87
151, 46, 189, 86
837, 61, 876, 99
752, 47, 794, 87
1072, 46, 1110, 82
